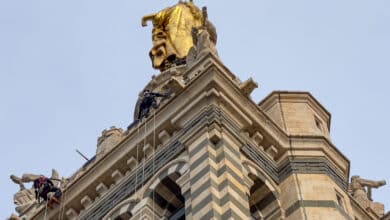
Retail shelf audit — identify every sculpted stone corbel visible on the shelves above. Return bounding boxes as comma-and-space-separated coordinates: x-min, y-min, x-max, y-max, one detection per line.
10, 169, 62, 214
350, 175, 386, 216
239, 78, 258, 97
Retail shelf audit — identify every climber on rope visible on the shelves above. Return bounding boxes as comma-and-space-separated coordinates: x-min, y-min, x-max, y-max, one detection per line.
33, 175, 62, 207
138, 89, 171, 120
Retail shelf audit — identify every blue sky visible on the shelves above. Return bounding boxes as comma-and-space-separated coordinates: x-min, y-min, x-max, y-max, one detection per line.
0, 0, 389, 218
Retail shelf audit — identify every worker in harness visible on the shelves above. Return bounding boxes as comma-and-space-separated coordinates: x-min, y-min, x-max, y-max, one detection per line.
138, 89, 171, 120
33, 175, 62, 207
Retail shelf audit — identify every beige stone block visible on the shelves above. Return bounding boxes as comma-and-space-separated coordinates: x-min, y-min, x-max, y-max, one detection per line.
65, 208, 78, 220
266, 145, 278, 159
176, 172, 190, 194
96, 183, 108, 197
280, 175, 301, 209
111, 170, 123, 184
305, 207, 347, 220
80, 195, 93, 209
143, 143, 153, 159
158, 130, 171, 145
252, 131, 264, 146
127, 157, 137, 171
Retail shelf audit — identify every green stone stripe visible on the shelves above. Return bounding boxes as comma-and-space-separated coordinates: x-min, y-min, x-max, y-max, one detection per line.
185, 206, 192, 217
285, 200, 353, 220
190, 163, 218, 185
199, 209, 222, 220
189, 137, 241, 167
190, 179, 249, 217
217, 176, 247, 199
183, 190, 192, 216
189, 139, 243, 181
190, 150, 215, 171
221, 209, 248, 220
217, 164, 244, 186
263, 207, 282, 220
216, 150, 242, 173
190, 150, 244, 186
190, 145, 242, 176
193, 195, 250, 220
190, 164, 247, 200
189, 139, 211, 157
191, 177, 247, 204
190, 162, 245, 198
219, 192, 251, 218
191, 177, 219, 200
214, 139, 241, 159
192, 194, 217, 215
254, 192, 277, 211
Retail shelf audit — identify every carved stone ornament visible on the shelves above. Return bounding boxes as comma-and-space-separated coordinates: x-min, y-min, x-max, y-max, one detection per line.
10, 169, 61, 215
350, 175, 386, 216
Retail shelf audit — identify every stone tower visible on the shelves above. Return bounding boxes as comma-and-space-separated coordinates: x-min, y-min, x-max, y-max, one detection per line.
9, 2, 388, 220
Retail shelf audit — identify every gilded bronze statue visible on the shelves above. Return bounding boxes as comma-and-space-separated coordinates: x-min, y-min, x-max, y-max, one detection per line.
142, 1, 217, 71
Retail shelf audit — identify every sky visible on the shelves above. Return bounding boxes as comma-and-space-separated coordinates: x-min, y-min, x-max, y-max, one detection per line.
0, 0, 389, 218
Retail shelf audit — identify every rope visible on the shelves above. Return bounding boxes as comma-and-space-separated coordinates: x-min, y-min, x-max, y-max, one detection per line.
143, 118, 147, 189
141, 118, 147, 219
59, 188, 67, 220
153, 111, 156, 220
135, 122, 140, 197
43, 200, 48, 220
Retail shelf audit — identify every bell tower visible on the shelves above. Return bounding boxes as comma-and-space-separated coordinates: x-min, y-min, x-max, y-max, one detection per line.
8, 1, 388, 220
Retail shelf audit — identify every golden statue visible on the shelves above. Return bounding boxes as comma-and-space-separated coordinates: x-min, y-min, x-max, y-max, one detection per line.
142, 1, 216, 71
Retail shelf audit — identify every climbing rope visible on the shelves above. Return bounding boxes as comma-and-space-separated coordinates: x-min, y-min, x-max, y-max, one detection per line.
135, 122, 140, 197
153, 110, 156, 220
142, 118, 147, 191
59, 187, 67, 220
135, 109, 158, 219
43, 200, 48, 220
141, 118, 147, 219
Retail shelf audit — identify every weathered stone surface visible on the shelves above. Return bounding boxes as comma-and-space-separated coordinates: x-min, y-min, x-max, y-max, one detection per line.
96, 183, 108, 197
65, 208, 78, 220
97, 126, 123, 159
16, 46, 387, 220
111, 170, 124, 184
350, 176, 386, 217
80, 196, 93, 209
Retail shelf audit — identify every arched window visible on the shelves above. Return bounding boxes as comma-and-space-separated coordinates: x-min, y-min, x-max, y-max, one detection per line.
103, 199, 138, 220
142, 160, 189, 220
243, 161, 284, 220
147, 172, 185, 220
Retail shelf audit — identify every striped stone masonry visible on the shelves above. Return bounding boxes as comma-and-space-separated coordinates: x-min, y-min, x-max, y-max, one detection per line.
187, 132, 251, 220
177, 172, 192, 219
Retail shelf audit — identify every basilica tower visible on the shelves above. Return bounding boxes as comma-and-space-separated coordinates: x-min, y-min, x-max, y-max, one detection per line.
9, 2, 388, 220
